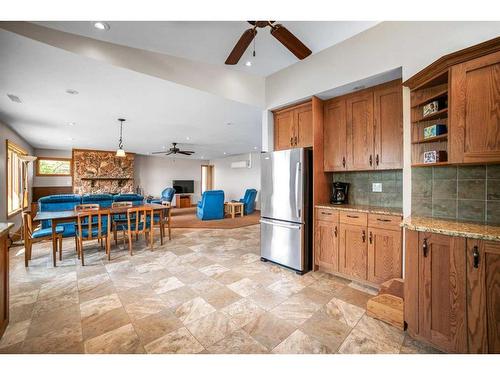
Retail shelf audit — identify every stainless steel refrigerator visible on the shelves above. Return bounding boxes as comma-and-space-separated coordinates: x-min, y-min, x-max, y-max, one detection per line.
260, 148, 312, 274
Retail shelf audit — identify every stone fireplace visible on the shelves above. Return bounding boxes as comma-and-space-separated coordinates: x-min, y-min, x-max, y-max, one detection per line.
72, 149, 135, 194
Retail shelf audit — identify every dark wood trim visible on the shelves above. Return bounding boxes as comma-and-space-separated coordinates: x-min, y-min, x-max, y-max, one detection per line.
35, 156, 73, 177
32, 186, 74, 202
5, 140, 28, 219
403, 36, 500, 89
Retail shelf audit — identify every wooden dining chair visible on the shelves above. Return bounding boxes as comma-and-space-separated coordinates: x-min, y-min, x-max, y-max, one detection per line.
152, 202, 172, 245
75, 209, 111, 265
111, 201, 133, 245
22, 211, 64, 267
115, 206, 154, 255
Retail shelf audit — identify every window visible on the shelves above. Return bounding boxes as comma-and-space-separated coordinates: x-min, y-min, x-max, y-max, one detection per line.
6, 140, 28, 217
36, 157, 72, 176
201, 165, 214, 193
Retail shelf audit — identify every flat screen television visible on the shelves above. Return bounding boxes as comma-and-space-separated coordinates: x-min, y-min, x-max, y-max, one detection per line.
173, 180, 194, 194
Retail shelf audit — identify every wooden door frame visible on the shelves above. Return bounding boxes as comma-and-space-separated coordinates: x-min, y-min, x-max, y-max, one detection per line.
201, 164, 214, 193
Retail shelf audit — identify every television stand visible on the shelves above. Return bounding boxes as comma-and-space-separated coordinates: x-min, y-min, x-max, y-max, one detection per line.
176, 194, 192, 208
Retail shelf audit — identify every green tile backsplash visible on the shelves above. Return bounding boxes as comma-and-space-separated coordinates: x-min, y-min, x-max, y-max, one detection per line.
411, 164, 500, 224
332, 170, 403, 209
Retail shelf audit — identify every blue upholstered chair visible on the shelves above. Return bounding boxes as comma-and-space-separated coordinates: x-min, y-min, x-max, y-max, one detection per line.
239, 189, 257, 215
113, 194, 144, 206
150, 187, 175, 205
82, 194, 114, 208
38, 194, 82, 237
196, 190, 225, 220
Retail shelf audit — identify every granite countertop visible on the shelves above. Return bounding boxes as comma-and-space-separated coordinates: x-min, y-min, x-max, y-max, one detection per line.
0, 222, 14, 237
315, 203, 403, 217
402, 216, 500, 242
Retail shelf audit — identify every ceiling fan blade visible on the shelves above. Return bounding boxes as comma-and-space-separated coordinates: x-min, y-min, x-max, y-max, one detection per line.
178, 151, 195, 155
225, 28, 256, 65
151, 151, 167, 154
270, 24, 312, 60
165, 151, 174, 155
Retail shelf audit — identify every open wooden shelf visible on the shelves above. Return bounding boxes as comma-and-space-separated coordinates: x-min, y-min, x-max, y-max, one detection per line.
411, 89, 448, 108
412, 108, 448, 123
411, 134, 448, 144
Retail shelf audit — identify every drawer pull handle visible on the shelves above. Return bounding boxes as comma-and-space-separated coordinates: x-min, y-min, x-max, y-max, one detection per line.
290, 137, 293, 146
423, 238, 429, 258
321, 212, 332, 216
369, 155, 373, 166
334, 226, 337, 237
342, 156, 346, 168
369, 231, 373, 244
473, 245, 480, 268
346, 214, 359, 218
376, 218, 391, 222
362, 230, 366, 243
376, 154, 379, 166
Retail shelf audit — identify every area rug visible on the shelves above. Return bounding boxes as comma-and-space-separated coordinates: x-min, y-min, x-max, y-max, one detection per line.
170, 207, 261, 229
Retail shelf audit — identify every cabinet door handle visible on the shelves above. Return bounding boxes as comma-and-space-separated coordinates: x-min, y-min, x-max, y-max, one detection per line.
334, 226, 337, 238
294, 136, 298, 145
342, 156, 346, 168
346, 214, 359, 219
369, 231, 373, 244
473, 245, 480, 268
321, 212, 332, 216
423, 238, 429, 258
369, 155, 373, 166
362, 230, 366, 243
290, 137, 293, 146
376, 218, 391, 222
376, 154, 379, 166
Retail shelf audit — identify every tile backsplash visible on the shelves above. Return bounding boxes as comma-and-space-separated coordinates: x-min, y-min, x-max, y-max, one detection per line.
412, 164, 500, 224
332, 170, 403, 209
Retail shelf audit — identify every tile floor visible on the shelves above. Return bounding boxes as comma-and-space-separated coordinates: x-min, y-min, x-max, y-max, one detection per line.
0, 225, 440, 354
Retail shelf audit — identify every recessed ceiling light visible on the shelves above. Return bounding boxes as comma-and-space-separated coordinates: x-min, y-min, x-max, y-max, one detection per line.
65, 89, 79, 95
186, 136, 190, 141
253, 146, 258, 150
162, 145, 166, 149
68, 122, 76, 126
245, 61, 252, 67
226, 122, 232, 126
68, 137, 74, 141
223, 152, 227, 155
93, 22, 110, 31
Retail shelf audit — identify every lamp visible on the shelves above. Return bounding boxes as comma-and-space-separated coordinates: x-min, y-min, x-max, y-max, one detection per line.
116, 118, 126, 157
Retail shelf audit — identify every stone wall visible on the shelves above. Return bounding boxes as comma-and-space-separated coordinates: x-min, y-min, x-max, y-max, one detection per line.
72, 149, 134, 194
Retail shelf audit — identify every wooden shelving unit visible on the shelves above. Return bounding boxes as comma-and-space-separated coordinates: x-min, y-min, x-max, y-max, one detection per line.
410, 72, 449, 166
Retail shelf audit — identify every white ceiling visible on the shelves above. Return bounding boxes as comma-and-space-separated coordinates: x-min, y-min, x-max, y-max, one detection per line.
34, 21, 380, 77
0, 29, 262, 159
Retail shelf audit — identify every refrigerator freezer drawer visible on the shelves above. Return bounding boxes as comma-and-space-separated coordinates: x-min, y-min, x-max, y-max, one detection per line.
260, 219, 304, 272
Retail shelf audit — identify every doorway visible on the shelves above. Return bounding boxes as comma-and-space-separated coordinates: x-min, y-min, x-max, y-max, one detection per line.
201, 165, 214, 193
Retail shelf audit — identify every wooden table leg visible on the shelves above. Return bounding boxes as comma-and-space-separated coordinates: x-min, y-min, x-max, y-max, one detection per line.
51, 220, 57, 267
231, 207, 235, 219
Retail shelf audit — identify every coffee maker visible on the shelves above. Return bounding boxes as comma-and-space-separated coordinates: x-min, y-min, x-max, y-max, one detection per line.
331, 182, 349, 205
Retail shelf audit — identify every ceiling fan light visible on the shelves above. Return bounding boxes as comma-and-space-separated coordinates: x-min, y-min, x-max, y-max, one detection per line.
116, 148, 126, 157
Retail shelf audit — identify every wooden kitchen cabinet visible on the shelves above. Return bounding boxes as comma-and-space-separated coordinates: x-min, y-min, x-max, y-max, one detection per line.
323, 80, 402, 171
404, 230, 468, 353
0, 225, 12, 340
466, 239, 500, 353
367, 227, 402, 284
314, 216, 339, 272
323, 98, 347, 170
273, 102, 312, 151
449, 50, 500, 163
339, 223, 368, 280
373, 83, 403, 169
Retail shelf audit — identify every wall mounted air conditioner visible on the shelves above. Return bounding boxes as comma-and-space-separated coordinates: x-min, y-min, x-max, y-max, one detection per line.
230, 154, 252, 169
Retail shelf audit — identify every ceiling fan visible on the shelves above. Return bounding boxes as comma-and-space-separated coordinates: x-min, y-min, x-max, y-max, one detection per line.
152, 143, 195, 156
225, 21, 312, 65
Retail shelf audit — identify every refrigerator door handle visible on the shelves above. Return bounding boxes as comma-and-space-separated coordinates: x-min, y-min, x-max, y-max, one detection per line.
260, 219, 301, 230
295, 161, 302, 219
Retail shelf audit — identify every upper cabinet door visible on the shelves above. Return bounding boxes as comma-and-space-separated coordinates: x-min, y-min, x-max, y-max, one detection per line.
347, 91, 374, 170
274, 110, 295, 151
450, 50, 500, 163
373, 82, 403, 169
295, 105, 313, 148
324, 99, 347, 171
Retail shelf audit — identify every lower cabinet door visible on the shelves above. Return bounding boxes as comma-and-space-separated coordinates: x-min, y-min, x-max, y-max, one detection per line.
466, 239, 500, 353
367, 227, 402, 284
315, 220, 338, 271
419, 232, 467, 353
339, 223, 368, 280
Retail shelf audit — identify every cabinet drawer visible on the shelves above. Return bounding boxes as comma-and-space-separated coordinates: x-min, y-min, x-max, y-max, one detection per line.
368, 214, 402, 230
339, 211, 367, 226
315, 208, 339, 223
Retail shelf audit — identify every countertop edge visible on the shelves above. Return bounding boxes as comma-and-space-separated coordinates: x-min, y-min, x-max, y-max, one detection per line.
315, 204, 403, 217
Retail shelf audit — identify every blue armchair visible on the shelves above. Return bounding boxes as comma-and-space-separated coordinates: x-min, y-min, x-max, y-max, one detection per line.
197, 190, 225, 220
82, 194, 114, 208
38, 194, 82, 237
239, 189, 257, 215
150, 187, 175, 205
113, 194, 144, 206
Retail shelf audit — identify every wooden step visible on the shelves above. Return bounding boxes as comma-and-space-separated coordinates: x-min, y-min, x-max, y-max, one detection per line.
366, 278, 404, 330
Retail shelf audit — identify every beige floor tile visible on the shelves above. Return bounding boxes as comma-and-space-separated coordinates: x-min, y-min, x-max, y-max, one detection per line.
80, 293, 122, 319
338, 327, 401, 354
354, 314, 405, 347
0, 319, 30, 349
124, 296, 169, 321
267, 279, 305, 297
158, 285, 198, 309
324, 297, 365, 327
300, 308, 352, 352
222, 298, 265, 328
243, 312, 295, 350
399, 334, 442, 354
308, 277, 346, 296
175, 269, 208, 284
32, 291, 79, 317
227, 277, 261, 297
174, 297, 216, 325
272, 329, 332, 354
186, 311, 238, 347
84, 323, 144, 354
22, 323, 83, 354
207, 329, 268, 354
190, 277, 224, 294
132, 310, 183, 345
199, 263, 230, 277
270, 294, 321, 326
295, 286, 335, 305
203, 285, 242, 310
335, 286, 373, 309
145, 327, 204, 354
152, 276, 185, 294
212, 269, 245, 285
27, 303, 81, 339
116, 284, 157, 305
247, 288, 288, 311
81, 306, 131, 340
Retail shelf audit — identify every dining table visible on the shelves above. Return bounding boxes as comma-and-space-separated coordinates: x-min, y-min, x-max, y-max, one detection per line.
33, 203, 169, 266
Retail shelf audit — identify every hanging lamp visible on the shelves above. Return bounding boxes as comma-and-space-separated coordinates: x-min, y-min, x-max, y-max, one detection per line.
116, 118, 126, 157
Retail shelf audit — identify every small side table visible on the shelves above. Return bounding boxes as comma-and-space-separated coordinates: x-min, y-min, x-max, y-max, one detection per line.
224, 202, 244, 219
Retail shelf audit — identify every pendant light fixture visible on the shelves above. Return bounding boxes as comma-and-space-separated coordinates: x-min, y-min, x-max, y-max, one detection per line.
116, 118, 126, 157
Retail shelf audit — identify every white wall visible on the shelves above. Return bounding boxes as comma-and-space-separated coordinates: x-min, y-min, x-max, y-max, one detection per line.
33, 148, 72, 187
210, 152, 261, 208
134, 154, 206, 205
0, 120, 34, 232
